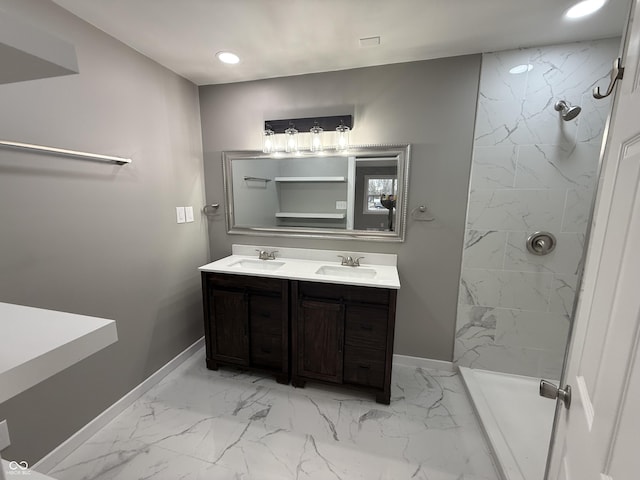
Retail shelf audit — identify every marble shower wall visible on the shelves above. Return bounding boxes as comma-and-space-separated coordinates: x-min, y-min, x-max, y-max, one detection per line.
454, 38, 620, 379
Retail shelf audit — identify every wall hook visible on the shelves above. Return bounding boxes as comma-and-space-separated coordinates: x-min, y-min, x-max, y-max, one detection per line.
203, 204, 220, 216
593, 57, 624, 99
410, 204, 435, 222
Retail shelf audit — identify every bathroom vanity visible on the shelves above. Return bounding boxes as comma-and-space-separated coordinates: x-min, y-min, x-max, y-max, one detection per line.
292, 280, 396, 404
199, 245, 400, 404
202, 272, 289, 384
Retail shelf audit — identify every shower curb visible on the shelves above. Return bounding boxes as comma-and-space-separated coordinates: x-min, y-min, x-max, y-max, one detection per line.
459, 366, 523, 480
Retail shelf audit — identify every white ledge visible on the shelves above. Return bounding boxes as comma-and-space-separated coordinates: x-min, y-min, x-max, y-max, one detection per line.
0, 303, 117, 404
275, 212, 346, 219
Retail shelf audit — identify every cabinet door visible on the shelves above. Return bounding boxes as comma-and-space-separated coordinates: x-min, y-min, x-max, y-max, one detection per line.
211, 289, 249, 365
297, 299, 344, 383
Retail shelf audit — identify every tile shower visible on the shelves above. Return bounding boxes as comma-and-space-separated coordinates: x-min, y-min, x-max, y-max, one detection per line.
455, 37, 621, 480
455, 37, 620, 380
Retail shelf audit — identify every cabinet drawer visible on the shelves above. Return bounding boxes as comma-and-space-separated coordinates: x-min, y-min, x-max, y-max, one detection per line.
343, 345, 386, 389
249, 295, 283, 336
298, 281, 389, 305
344, 305, 388, 350
206, 272, 284, 294
250, 334, 282, 368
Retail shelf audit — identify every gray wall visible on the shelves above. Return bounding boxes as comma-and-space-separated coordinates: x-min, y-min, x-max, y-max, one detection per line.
232, 159, 279, 226
200, 56, 481, 361
0, 1, 208, 463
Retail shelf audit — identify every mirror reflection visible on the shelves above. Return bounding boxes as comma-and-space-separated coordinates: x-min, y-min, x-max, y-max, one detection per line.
222, 145, 410, 241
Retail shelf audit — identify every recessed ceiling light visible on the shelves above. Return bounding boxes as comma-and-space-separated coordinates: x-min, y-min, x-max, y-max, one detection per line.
216, 51, 240, 64
565, 0, 606, 19
509, 64, 533, 74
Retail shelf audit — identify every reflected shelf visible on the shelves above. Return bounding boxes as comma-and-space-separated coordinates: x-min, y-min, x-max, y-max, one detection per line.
275, 212, 346, 219
274, 176, 346, 182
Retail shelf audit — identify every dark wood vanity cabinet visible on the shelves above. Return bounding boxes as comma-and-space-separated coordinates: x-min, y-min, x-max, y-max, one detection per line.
291, 281, 397, 404
202, 272, 289, 383
296, 298, 345, 383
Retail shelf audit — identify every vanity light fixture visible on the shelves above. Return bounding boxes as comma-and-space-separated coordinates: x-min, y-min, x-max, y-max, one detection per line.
336, 122, 350, 151
262, 125, 276, 153
565, 0, 606, 19
216, 51, 240, 64
309, 123, 324, 152
262, 115, 353, 153
284, 124, 299, 153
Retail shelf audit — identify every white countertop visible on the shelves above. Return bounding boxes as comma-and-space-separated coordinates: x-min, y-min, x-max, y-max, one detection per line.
0, 302, 118, 404
199, 245, 400, 289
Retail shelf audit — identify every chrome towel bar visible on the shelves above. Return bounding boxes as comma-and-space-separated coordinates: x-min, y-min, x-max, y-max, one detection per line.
0, 140, 132, 165
243, 176, 271, 182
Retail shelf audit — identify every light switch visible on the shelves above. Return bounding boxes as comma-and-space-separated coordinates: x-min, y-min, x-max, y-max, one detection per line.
176, 207, 186, 224
185, 206, 194, 223
336, 200, 347, 210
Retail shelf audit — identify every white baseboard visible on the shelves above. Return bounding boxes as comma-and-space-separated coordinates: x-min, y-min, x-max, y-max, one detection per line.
393, 354, 455, 372
33, 337, 205, 474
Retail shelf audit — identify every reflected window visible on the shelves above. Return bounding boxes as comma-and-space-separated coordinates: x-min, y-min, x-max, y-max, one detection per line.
364, 175, 397, 214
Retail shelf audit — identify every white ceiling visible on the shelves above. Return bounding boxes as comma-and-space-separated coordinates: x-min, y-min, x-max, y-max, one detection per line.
51, 0, 629, 86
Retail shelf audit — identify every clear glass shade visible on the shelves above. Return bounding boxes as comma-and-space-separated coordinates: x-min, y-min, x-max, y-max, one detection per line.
262, 128, 276, 153
336, 124, 350, 151
284, 126, 298, 153
309, 125, 324, 152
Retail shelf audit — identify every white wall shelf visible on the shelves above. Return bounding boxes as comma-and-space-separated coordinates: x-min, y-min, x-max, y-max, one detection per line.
0, 302, 118, 404
274, 176, 346, 182
275, 212, 346, 219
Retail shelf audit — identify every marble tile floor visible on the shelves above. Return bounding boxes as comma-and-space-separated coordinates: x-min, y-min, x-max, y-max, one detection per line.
47, 348, 500, 480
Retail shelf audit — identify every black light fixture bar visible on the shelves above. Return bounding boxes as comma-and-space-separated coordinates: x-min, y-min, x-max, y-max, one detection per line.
264, 115, 353, 134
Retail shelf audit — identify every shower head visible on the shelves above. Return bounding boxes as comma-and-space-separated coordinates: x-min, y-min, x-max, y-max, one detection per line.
554, 100, 582, 121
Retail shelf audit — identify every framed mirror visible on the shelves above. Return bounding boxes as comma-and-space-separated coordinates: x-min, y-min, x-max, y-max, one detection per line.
222, 144, 410, 241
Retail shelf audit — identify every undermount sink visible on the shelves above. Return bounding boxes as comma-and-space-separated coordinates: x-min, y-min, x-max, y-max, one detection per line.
315, 265, 377, 279
229, 259, 285, 271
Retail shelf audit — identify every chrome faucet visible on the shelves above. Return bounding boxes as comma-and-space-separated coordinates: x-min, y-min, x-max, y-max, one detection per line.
256, 249, 278, 260
338, 255, 364, 267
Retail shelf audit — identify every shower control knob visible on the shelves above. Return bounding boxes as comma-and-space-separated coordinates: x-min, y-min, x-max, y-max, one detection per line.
526, 231, 557, 256
540, 380, 572, 409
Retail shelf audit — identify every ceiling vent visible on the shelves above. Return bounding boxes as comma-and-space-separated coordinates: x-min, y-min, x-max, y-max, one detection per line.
359, 36, 381, 47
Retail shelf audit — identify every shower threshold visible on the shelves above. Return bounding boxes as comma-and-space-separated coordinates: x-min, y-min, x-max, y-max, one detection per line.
459, 367, 556, 480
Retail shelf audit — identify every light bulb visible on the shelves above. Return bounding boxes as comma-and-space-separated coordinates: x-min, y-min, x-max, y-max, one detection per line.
262, 128, 275, 153
284, 126, 298, 153
310, 124, 324, 152
336, 123, 350, 151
